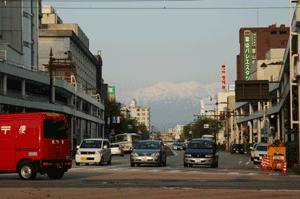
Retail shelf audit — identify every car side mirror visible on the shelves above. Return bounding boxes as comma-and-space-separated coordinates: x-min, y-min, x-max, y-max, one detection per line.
104, 146, 107, 149
250, 147, 253, 150
130, 147, 133, 150
76, 145, 80, 149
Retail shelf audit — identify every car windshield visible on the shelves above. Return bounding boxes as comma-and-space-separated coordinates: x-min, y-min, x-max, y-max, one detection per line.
80, 140, 102, 148
256, 146, 267, 151
135, 142, 160, 149
232, 144, 242, 148
188, 141, 213, 149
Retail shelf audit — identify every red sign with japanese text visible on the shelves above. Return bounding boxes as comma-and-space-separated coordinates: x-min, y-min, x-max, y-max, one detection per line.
221, 65, 226, 89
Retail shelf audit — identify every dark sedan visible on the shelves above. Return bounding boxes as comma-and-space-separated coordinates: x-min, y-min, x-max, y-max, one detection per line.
183, 139, 219, 168
230, 144, 244, 154
130, 140, 167, 167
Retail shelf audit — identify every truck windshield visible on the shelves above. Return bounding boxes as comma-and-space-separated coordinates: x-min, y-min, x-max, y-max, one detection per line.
43, 119, 69, 139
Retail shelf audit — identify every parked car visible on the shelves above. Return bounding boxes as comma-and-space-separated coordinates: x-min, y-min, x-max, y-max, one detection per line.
130, 140, 167, 167
172, 143, 180, 150
253, 142, 268, 164
250, 143, 258, 161
173, 143, 185, 150
75, 138, 112, 166
230, 144, 244, 154
183, 139, 219, 168
180, 143, 186, 150
110, 143, 125, 157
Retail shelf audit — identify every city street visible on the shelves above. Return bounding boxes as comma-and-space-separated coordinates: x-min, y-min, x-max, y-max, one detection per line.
1, 151, 300, 198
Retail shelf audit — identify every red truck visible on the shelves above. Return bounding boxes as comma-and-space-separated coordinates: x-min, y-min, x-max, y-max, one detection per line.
0, 112, 72, 180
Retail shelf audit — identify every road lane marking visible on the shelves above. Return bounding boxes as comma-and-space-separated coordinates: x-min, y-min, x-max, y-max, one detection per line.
148, 169, 159, 172
107, 168, 124, 171
228, 172, 239, 175
248, 173, 258, 175
269, 173, 279, 176
89, 168, 105, 170
168, 170, 181, 173
70, 168, 84, 170
239, 161, 242, 164
129, 169, 142, 171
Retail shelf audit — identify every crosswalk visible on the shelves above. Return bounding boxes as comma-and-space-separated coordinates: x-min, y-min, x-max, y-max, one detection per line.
68, 166, 280, 176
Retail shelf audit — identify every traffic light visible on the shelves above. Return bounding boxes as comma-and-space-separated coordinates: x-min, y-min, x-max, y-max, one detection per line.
193, 127, 195, 130
198, 113, 201, 119
140, 128, 143, 131
220, 112, 225, 120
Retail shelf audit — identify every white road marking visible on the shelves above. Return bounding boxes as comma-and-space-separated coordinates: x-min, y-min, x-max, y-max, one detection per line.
148, 169, 159, 172
168, 170, 181, 173
69, 168, 84, 170
107, 168, 124, 171
246, 161, 250, 165
228, 172, 239, 175
239, 161, 242, 164
261, 189, 300, 192
269, 173, 279, 176
129, 169, 142, 171
89, 168, 105, 170
248, 173, 258, 175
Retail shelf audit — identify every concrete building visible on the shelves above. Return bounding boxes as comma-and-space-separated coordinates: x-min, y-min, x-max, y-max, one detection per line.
172, 124, 184, 140
129, 98, 150, 130
233, 4, 300, 147
0, 0, 42, 70
237, 24, 289, 80
0, 4, 105, 155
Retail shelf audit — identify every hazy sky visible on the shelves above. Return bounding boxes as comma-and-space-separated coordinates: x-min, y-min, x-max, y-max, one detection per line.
43, 0, 293, 94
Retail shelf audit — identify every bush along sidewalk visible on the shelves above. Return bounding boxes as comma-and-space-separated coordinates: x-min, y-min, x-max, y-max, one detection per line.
285, 141, 298, 169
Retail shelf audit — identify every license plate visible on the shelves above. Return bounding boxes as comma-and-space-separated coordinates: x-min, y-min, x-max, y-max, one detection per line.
259, 157, 262, 159
277, 164, 281, 167
236, 151, 239, 153
81, 157, 87, 160
142, 158, 147, 161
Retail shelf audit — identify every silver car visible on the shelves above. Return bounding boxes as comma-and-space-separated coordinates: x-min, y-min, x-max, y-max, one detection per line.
110, 143, 124, 157
130, 140, 167, 167
253, 142, 268, 164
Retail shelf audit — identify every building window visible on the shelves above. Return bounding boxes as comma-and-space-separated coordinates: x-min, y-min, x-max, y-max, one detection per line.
271, 31, 277, 35
280, 31, 287, 35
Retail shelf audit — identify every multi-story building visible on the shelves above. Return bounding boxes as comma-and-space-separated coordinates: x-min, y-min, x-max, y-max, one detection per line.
237, 24, 289, 80
0, 3, 105, 154
129, 98, 150, 130
172, 124, 184, 140
0, 0, 42, 69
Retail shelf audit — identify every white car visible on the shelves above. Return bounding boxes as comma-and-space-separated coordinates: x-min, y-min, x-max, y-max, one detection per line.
250, 143, 258, 161
253, 142, 268, 164
110, 143, 125, 156
75, 138, 111, 166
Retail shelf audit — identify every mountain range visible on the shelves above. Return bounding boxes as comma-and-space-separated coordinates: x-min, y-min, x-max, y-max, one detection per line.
117, 81, 222, 131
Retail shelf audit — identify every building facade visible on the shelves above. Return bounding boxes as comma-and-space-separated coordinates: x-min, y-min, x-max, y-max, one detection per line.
129, 98, 150, 130
237, 24, 289, 81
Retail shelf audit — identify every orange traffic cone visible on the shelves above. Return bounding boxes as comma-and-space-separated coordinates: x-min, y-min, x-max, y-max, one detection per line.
266, 155, 269, 170
282, 162, 287, 174
262, 156, 266, 170
260, 156, 263, 169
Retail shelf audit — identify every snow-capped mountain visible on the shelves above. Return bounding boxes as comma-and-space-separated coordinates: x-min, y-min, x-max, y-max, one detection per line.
117, 81, 222, 131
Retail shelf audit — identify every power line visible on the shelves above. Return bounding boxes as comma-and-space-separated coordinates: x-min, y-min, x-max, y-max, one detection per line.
1, 6, 293, 10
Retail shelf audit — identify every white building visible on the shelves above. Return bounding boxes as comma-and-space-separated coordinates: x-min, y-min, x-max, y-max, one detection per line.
129, 98, 150, 130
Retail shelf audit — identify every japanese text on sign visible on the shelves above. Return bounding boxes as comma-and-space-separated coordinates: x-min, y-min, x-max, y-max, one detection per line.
244, 31, 251, 80
221, 65, 226, 89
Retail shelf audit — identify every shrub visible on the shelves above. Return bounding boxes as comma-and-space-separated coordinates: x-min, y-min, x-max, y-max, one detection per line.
285, 141, 298, 168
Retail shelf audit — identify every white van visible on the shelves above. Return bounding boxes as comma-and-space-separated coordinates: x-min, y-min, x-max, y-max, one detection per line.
75, 138, 111, 166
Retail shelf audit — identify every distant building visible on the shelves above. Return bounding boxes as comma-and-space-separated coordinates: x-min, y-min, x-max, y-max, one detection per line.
129, 98, 150, 130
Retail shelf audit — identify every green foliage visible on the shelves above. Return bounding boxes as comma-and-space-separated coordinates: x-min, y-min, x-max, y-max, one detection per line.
285, 141, 298, 168
183, 117, 224, 141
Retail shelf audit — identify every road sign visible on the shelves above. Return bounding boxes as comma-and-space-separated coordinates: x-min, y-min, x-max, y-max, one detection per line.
204, 124, 209, 129
112, 116, 117, 123
109, 86, 115, 94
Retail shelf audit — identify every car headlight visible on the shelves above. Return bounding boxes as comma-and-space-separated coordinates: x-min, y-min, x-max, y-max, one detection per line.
95, 151, 101, 155
151, 153, 160, 156
241, 149, 243, 150
205, 154, 213, 158
131, 152, 138, 156
254, 154, 259, 157
184, 154, 191, 157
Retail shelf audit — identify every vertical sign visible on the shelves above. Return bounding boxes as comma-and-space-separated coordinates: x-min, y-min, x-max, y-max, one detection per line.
221, 65, 226, 89
251, 32, 257, 65
244, 31, 251, 80
108, 86, 115, 94
253, 119, 257, 133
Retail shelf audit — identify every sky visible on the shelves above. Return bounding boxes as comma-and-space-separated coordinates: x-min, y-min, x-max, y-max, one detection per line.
43, 0, 293, 94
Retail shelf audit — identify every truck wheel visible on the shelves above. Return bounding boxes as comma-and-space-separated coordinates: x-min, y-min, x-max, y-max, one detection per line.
131, 163, 135, 167
47, 169, 65, 179
184, 163, 188, 167
75, 162, 80, 166
19, 162, 37, 180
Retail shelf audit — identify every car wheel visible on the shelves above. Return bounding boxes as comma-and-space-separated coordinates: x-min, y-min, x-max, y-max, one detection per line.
130, 163, 135, 167
211, 161, 218, 168
184, 163, 188, 167
47, 169, 65, 180
85, 163, 89, 165
19, 162, 37, 180
99, 156, 104, 166
137, 163, 141, 167
189, 164, 193, 167
251, 157, 254, 161
107, 156, 112, 165
75, 162, 80, 166
121, 154, 124, 157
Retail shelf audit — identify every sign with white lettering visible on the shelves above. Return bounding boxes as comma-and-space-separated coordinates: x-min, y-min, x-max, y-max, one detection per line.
1, 126, 11, 135
244, 30, 251, 80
